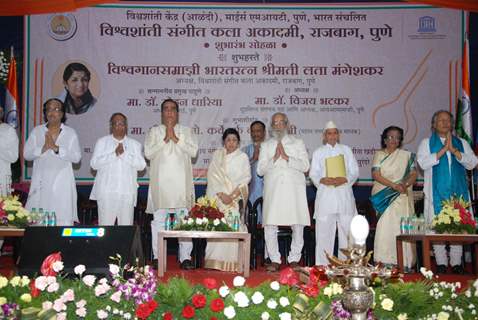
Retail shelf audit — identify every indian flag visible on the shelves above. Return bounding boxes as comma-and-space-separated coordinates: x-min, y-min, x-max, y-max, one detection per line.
4, 47, 18, 129
455, 37, 472, 145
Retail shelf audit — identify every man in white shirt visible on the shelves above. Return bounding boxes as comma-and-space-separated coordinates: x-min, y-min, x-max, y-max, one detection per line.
90, 113, 146, 225
145, 99, 198, 270
257, 113, 310, 272
417, 110, 478, 274
309, 121, 359, 266
0, 107, 19, 253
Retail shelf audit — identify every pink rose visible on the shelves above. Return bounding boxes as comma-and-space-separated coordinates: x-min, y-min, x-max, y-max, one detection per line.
76, 307, 87, 318
61, 289, 75, 302
110, 291, 122, 303
82, 275, 96, 287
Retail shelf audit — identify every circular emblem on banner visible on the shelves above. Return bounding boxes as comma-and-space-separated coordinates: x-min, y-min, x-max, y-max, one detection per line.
47, 14, 77, 41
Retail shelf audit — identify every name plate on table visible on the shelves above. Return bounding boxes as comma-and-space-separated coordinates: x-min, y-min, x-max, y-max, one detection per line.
62, 227, 105, 237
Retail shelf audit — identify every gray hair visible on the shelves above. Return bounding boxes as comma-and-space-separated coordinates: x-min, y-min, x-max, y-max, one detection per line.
431, 110, 454, 131
270, 112, 288, 126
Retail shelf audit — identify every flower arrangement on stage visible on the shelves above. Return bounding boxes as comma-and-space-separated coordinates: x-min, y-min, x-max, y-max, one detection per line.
0, 195, 32, 228
432, 195, 476, 234
175, 196, 233, 232
2, 250, 478, 320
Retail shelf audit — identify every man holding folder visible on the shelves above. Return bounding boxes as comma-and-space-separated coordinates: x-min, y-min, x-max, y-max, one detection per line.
309, 121, 359, 265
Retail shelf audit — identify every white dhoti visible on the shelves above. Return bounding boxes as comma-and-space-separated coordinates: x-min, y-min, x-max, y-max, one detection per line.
97, 195, 135, 226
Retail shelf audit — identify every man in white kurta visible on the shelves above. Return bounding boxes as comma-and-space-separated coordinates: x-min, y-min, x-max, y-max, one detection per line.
0, 107, 19, 252
145, 99, 198, 269
0, 107, 18, 197
90, 113, 146, 225
24, 99, 81, 226
417, 110, 478, 273
257, 113, 310, 272
309, 121, 359, 266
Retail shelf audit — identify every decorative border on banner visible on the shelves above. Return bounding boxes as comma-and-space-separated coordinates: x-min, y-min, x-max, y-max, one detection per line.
21, 3, 465, 184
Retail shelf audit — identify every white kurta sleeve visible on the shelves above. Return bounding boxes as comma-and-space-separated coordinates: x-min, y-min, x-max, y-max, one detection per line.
0, 126, 18, 164
257, 143, 274, 177
176, 127, 198, 158
90, 138, 116, 170
24, 128, 43, 161
458, 138, 478, 170
345, 146, 359, 186
309, 150, 323, 188
144, 127, 166, 160
417, 138, 438, 171
287, 139, 310, 173
58, 130, 81, 163
122, 141, 147, 171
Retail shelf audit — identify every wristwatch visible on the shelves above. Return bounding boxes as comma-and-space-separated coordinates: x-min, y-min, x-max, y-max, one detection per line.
54, 146, 59, 154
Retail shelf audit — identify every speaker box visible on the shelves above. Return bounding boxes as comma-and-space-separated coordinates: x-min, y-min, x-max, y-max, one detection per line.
18, 226, 144, 276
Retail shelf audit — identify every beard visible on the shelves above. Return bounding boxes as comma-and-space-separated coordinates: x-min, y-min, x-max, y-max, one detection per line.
271, 129, 286, 141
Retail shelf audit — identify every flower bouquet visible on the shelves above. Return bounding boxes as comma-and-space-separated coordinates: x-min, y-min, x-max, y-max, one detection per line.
432, 195, 476, 234
0, 195, 32, 228
175, 196, 233, 231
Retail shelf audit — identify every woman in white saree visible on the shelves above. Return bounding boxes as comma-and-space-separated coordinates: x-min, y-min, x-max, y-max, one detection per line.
204, 128, 251, 272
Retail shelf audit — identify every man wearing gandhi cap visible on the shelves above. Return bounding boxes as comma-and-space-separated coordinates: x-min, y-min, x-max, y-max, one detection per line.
309, 120, 359, 266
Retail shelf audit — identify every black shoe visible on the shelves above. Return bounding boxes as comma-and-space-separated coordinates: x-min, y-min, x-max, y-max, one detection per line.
264, 258, 272, 266
436, 265, 447, 274
452, 265, 464, 274
180, 259, 195, 270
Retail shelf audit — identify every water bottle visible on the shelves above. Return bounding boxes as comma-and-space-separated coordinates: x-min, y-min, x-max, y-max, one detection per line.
38, 208, 46, 226
49, 211, 57, 226
233, 215, 240, 231
409, 216, 416, 234
170, 212, 177, 229
164, 213, 170, 230
44, 211, 50, 226
400, 217, 407, 234
31, 208, 38, 225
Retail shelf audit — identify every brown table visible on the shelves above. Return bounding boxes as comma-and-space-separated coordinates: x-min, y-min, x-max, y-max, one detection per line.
0, 228, 25, 237
157, 230, 251, 278
396, 233, 478, 273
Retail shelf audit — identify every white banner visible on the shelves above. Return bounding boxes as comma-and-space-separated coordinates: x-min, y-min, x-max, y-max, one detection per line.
23, 3, 464, 183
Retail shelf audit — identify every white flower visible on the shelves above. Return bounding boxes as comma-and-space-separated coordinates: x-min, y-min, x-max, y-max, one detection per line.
187, 218, 194, 225
83, 275, 96, 287
323, 286, 332, 297
213, 219, 220, 226
251, 291, 264, 304
397, 313, 408, 320
279, 296, 290, 307
437, 311, 450, 320
76, 307, 87, 317
56, 312, 67, 320
97, 309, 109, 319
202, 217, 209, 224
224, 306, 236, 319
0, 276, 8, 289
61, 289, 75, 302
261, 312, 270, 320
20, 293, 32, 303
9, 276, 20, 287
0, 297, 6, 305
381, 298, 394, 311
332, 283, 343, 295
267, 299, 278, 309
76, 300, 87, 308
234, 291, 249, 307
219, 285, 230, 297
106, 305, 111, 311
20, 276, 30, 287
233, 276, 246, 287
109, 264, 120, 276
270, 281, 280, 291
35, 276, 49, 291
42, 301, 53, 310
74, 264, 86, 276
123, 312, 132, 319
52, 261, 64, 272
111, 291, 122, 303
279, 312, 291, 320
47, 282, 59, 293
53, 298, 67, 312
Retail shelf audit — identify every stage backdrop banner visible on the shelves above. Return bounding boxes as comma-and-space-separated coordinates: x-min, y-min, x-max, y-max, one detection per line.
23, 2, 464, 183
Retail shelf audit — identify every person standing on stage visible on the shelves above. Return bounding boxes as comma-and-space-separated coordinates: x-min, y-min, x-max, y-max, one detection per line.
257, 112, 310, 272
243, 120, 266, 223
90, 113, 146, 225
24, 98, 81, 226
145, 99, 198, 269
417, 110, 478, 274
0, 107, 19, 253
309, 121, 359, 266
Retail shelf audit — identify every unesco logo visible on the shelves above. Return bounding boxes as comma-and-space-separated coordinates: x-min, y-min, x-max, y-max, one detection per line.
417, 16, 436, 33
